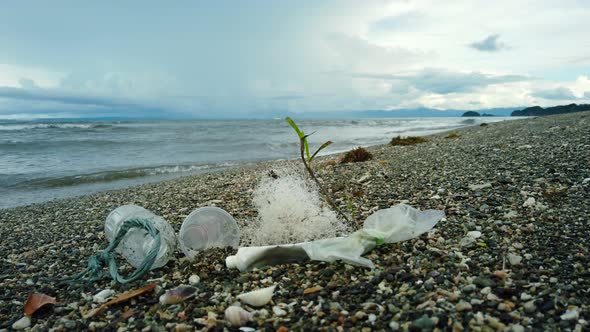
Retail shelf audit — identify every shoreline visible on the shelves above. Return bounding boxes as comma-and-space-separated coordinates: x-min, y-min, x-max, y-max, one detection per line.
1, 113, 588, 330
1, 117, 516, 211
0, 116, 513, 211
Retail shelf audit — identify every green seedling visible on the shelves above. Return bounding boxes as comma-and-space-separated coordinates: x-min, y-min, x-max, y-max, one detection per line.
285, 117, 355, 225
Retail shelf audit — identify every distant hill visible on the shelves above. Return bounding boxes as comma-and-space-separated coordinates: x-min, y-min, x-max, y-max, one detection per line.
289, 107, 518, 119
511, 103, 590, 116
462, 111, 481, 117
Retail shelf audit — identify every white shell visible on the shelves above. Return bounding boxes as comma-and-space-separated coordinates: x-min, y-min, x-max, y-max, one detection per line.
12, 315, 31, 330
93, 289, 114, 303
272, 305, 287, 316
237, 285, 276, 307
189, 275, 201, 285
159, 285, 197, 305
225, 306, 253, 327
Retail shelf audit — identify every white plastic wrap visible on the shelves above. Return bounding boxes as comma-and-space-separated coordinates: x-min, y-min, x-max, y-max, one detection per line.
226, 204, 444, 271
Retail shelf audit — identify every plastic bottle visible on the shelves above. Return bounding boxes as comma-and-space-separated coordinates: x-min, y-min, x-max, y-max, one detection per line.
104, 204, 177, 269
226, 204, 444, 271
178, 206, 240, 259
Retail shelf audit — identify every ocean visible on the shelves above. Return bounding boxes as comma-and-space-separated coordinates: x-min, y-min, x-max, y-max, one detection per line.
0, 117, 510, 209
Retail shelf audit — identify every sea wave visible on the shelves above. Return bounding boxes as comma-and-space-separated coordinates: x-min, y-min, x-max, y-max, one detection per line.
12, 163, 237, 188
0, 123, 113, 131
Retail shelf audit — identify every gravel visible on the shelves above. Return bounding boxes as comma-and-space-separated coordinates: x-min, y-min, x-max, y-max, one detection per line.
1, 112, 589, 331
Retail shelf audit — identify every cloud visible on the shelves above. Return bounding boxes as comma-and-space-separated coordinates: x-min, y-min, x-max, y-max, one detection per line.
469, 34, 508, 52
352, 68, 529, 94
370, 12, 423, 31
324, 34, 430, 72
585, 91, 590, 99
531, 87, 577, 100
0, 85, 150, 109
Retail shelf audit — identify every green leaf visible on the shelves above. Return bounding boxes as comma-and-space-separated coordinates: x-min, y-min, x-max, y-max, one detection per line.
309, 140, 333, 162
285, 117, 305, 139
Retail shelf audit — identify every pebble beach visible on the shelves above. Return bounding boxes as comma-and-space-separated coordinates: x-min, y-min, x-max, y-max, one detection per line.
1, 113, 589, 331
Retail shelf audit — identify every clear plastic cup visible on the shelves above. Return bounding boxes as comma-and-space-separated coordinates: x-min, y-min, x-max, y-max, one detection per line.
178, 206, 240, 259
105, 204, 177, 269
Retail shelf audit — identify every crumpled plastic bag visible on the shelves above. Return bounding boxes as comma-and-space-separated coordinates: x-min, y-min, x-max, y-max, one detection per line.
226, 204, 445, 271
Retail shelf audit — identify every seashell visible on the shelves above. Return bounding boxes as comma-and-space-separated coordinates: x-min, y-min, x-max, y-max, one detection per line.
24, 293, 57, 315
225, 306, 253, 327
237, 285, 276, 307
188, 275, 200, 285
93, 289, 114, 303
12, 315, 31, 330
159, 285, 197, 305
272, 305, 287, 316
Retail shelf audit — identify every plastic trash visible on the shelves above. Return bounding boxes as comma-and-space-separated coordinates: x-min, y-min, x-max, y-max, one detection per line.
105, 204, 177, 269
226, 204, 444, 271
178, 206, 240, 259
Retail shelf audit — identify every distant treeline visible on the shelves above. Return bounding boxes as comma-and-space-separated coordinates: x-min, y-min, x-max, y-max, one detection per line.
511, 103, 590, 116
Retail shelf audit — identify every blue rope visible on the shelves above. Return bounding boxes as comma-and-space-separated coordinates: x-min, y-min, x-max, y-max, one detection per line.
67, 218, 161, 284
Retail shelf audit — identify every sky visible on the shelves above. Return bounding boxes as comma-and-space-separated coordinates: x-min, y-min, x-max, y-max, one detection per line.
1, 0, 589, 119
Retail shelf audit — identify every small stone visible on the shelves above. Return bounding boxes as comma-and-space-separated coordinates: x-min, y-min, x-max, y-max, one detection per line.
473, 276, 496, 288
462, 284, 476, 293
487, 315, 506, 330
174, 323, 194, 332
12, 316, 31, 330
357, 174, 371, 184
504, 210, 518, 219
523, 300, 536, 313
509, 324, 525, 332
522, 197, 536, 207
456, 301, 472, 311
25, 279, 34, 286
549, 277, 558, 283
93, 289, 114, 303
466, 231, 482, 238
520, 293, 532, 301
67, 302, 79, 310
63, 320, 76, 329
389, 321, 400, 331
460, 236, 476, 247
480, 287, 491, 295
469, 183, 492, 191
498, 301, 515, 312
507, 253, 522, 266
368, 314, 377, 324
89, 321, 108, 331
303, 286, 322, 295
560, 308, 579, 321
411, 316, 435, 331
